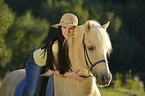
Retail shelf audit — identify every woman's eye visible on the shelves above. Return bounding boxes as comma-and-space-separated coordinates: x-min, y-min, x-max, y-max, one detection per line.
63, 27, 66, 29
70, 27, 74, 30
88, 46, 94, 51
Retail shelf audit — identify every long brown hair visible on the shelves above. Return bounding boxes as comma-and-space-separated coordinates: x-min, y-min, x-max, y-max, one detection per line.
42, 26, 71, 74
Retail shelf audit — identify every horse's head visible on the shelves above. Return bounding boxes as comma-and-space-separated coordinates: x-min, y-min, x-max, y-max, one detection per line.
68, 20, 112, 86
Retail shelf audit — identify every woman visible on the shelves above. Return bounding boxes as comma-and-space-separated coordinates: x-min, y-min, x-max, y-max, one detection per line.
23, 13, 85, 96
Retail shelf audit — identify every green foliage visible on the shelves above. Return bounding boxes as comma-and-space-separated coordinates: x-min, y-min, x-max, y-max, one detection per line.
39, 0, 89, 25
0, 0, 14, 54
0, 0, 14, 78
4, 11, 49, 71
0, 79, 1, 88
4, 0, 45, 16
113, 72, 144, 92
100, 88, 145, 96
100, 88, 129, 96
0, 0, 14, 42
114, 73, 123, 88
0, 44, 12, 67
126, 76, 144, 91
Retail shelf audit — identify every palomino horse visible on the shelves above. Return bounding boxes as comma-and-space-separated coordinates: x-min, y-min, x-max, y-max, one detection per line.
0, 20, 112, 96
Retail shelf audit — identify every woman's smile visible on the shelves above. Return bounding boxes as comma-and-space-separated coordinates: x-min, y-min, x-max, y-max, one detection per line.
61, 26, 76, 38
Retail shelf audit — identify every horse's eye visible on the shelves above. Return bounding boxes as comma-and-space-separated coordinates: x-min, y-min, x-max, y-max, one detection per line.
88, 46, 94, 51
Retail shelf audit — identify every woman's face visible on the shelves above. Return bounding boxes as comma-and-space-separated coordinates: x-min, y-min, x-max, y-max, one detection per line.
61, 26, 76, 39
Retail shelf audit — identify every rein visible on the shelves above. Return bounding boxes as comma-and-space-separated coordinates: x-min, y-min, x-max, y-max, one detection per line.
82, 34, 108, 78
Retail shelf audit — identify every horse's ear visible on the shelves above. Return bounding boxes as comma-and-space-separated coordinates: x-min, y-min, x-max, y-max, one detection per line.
102, 21, 110, 30
85, 21, 91, 33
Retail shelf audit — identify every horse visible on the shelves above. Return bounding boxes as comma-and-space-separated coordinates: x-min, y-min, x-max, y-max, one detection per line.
0, 20, 112, 96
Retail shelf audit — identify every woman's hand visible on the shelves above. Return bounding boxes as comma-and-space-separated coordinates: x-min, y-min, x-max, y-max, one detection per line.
63, 69, 86, 81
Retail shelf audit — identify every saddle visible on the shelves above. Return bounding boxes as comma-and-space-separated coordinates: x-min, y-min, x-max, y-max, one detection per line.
14, 75, 54, 96
36, 76, 49, 96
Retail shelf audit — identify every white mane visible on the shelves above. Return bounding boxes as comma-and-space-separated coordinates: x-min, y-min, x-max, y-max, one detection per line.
68, 20, 112, 56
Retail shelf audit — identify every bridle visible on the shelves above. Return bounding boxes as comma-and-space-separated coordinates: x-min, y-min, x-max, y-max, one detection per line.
81, 33, 108, 78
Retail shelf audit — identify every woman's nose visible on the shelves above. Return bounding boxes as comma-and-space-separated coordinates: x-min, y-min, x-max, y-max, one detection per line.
67, 29, 70, 33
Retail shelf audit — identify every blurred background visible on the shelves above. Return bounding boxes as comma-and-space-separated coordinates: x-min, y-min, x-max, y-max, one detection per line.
0, 0, 145, 95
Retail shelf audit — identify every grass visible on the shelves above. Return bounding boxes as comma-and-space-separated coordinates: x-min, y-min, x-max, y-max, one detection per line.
100, 88, 145, 96
100, 88, 129, 96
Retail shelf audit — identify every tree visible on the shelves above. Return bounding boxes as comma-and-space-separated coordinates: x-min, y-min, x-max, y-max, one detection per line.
39, 0, 89, 25
4, 0, 46, 16
0, 0, 14, 55
0, 0, 14, 78
4, 11, 49, 72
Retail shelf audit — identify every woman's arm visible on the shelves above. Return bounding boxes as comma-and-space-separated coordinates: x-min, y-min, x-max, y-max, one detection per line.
53, 70, 86, 81
53, 51, 86, 81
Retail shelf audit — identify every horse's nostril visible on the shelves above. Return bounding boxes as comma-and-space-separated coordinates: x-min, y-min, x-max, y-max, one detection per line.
101, 75, 111, 85
102, 76, 107, 82
102, 76, 104, 82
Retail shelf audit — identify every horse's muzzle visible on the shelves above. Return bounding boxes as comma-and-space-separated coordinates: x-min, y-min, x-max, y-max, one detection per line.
96, 72, 112, 86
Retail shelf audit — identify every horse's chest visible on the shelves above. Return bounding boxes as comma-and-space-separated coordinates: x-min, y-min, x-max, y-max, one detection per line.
54, 75, 94, 96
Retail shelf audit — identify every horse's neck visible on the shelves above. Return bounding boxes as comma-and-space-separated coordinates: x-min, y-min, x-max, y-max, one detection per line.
69, 33, 89, 75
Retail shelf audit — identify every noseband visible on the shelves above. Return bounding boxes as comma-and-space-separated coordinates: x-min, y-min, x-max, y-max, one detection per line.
82, 34, 108, 72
